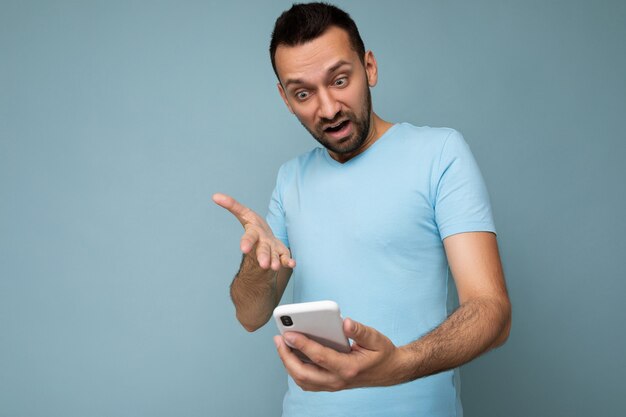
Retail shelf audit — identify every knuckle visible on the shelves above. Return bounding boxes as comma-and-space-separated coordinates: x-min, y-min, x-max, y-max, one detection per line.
243, 223, 257, 234
292, 371, 307, 385
240, 207, 255, 220
241, 232, 255, 243
340, 366, 359, 380
310, 354, 325, 367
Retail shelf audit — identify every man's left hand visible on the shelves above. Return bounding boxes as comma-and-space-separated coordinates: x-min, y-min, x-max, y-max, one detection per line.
273, 318, 408, 392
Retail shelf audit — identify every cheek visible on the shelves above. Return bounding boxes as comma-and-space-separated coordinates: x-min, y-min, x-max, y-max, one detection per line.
294, 106, 317, 126
344, 84, 367, 108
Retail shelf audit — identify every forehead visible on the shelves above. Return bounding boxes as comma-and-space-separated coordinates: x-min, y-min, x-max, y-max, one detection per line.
274, 26, 360, 84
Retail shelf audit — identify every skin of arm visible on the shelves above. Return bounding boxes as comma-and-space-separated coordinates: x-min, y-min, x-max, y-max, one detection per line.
273, 231, 511, 391
213, 193, 296, 332
230, 256, 293, 332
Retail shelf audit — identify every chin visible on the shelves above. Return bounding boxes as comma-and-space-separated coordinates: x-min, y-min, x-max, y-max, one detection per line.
333, 136, 364, 154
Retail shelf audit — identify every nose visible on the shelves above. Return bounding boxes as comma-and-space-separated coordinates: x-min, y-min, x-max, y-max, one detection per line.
317, 88, 341, 121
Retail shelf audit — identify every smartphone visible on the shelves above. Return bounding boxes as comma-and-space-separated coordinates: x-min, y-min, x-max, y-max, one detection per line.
273, 300, 351, 363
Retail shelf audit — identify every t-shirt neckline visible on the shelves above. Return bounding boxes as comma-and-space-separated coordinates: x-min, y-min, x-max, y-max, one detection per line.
321, 123, 401, 166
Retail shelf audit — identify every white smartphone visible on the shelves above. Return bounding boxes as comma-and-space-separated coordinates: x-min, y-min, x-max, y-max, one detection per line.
273, 300, 351, 363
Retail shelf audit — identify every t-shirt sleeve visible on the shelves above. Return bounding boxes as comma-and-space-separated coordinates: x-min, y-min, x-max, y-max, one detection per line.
265, 165, 290, 248
434, 129, 496, 240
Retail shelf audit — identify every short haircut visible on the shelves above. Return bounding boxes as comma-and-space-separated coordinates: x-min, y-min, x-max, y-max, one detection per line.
269, 2, 366, 80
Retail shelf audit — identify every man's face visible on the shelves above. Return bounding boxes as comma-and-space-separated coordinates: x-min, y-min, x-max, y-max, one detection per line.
274, 26, 378, 161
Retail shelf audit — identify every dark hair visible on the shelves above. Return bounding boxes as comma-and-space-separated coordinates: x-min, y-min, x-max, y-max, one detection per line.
269, 2, 366, 80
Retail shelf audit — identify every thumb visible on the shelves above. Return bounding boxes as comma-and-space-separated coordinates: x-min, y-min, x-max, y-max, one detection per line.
343, 318, 384, 351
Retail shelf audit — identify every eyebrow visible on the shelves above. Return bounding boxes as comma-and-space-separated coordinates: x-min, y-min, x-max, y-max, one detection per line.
283, 60, 352, 89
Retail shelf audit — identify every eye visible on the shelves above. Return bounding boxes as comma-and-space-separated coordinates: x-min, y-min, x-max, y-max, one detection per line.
333, 77, 348, 87
295, 90, 309, 101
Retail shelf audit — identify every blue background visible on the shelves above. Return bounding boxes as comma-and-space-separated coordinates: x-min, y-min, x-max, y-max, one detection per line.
1, 1, 625, 416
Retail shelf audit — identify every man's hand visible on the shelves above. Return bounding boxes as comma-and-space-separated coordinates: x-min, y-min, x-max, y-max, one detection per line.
212, 193, 295, 271
213, 192, 295, 331
273, 318, 409, 392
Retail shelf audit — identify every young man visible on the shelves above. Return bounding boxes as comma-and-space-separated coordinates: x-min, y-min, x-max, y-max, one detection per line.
213, 3, 511, 416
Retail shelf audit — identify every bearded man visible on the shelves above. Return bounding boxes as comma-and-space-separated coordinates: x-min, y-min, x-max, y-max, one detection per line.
214, 3, 511, 416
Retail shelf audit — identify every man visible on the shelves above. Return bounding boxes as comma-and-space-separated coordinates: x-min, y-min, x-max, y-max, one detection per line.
213, 3, 511, 416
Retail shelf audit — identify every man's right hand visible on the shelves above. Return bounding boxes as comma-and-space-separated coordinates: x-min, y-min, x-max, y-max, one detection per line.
212, 193, 295, 271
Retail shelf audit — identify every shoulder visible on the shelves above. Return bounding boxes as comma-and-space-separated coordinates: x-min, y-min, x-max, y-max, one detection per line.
392, 122, 457, 141
390, 123, 465, 154
275, 147, 325, 181
280, 147, 324, 171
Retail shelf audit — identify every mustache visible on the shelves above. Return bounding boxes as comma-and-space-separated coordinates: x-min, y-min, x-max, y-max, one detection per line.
319, 112, 350, 127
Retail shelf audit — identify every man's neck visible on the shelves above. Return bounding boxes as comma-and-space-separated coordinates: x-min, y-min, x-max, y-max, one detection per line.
329, 113, 394, 163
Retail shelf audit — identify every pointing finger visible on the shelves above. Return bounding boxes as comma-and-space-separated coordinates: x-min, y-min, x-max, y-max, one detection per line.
212, 193, 253, 226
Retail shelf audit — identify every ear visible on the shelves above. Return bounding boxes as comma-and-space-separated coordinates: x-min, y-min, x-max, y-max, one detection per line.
277, 82, 295, 114
364, 50, 378, 87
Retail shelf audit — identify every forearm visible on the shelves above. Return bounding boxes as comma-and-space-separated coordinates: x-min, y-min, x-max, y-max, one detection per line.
213, 193, 295, 331
230, 253, 284, 332
398, 296, 511, 382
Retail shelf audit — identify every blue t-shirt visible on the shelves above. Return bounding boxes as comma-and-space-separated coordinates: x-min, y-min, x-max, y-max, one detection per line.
266, 123, 496, 417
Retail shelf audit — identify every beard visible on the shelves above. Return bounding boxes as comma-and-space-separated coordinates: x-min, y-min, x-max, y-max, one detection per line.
299, 87, 372, 156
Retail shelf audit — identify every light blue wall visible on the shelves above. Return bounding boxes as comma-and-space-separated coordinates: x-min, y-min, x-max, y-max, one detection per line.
1, 1, 624, 416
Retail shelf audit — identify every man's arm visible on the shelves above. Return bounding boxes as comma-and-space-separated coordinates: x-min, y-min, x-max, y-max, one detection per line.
399, 231, 511, 380
213, 193, 295, 332
230, 255, 293, 332
273, 231, 511, 391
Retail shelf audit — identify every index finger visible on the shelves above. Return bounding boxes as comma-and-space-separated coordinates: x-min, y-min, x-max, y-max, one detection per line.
283, 332, 346, 373
274, 335, 337, 389
212, 193, 252, 226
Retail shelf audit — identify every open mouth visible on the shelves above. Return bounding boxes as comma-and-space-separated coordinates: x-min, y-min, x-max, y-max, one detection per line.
324, 120, 349, 133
